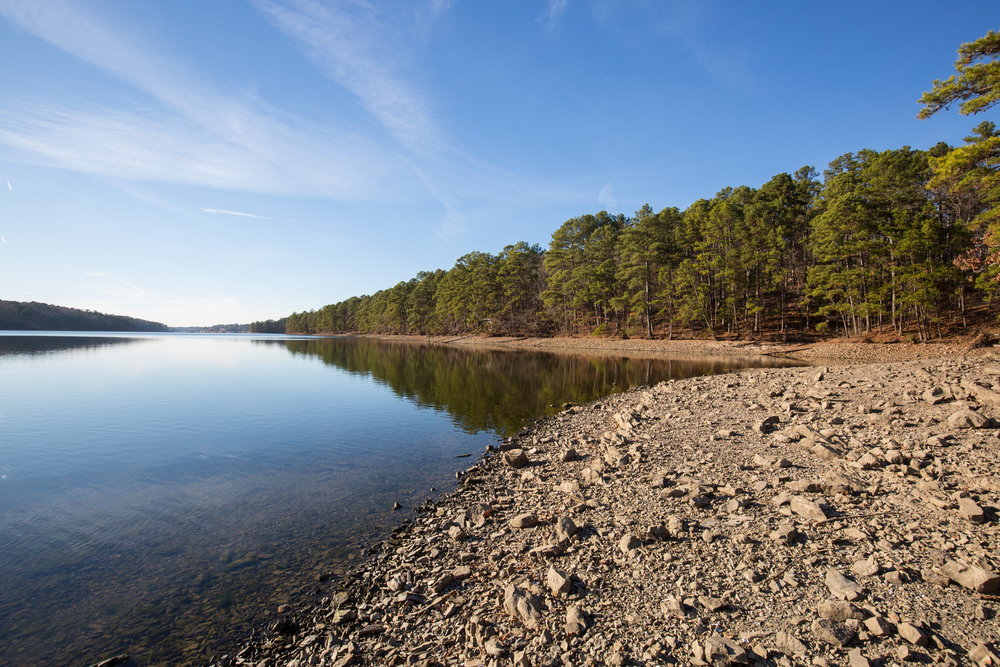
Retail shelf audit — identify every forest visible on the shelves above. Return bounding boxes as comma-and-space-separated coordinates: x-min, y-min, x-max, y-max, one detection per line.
0, 300, 169, 332
282, 135, 988, 341
283, 31, 1000, 342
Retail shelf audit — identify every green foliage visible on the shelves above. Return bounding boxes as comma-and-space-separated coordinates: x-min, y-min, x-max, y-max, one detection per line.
0, 300, 169, 331
918, 29, 1000, 119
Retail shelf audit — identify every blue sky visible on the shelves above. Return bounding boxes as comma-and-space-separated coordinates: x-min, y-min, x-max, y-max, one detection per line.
0, 1, 995, 326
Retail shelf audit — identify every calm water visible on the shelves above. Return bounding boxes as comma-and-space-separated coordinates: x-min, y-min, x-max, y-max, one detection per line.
0, 333, 804, 666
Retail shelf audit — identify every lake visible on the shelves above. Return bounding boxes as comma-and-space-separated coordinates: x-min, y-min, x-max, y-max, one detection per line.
0, 333, 803, 666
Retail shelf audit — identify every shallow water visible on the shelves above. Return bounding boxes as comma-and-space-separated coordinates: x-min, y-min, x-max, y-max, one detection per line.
0, 333, 803, 666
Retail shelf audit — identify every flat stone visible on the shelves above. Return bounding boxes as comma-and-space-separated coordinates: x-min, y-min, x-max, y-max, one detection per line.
811, 618, 855, 646
847, 648, 871, 667
897, 622, 928, 646
817, 600, 864, 622
770, 523, 798, 545
825, 568, 864, 601
547, 565, 570, 596
509, 514, 538, 529
791, 496, 827, 522
947, 409, 988, 429
864, 616, 894, 636
958, 497, 986, 524
775, 629, 808, 655
850, 556, 880, 577
941, 561, 1000, 594
698, 596, 727, 612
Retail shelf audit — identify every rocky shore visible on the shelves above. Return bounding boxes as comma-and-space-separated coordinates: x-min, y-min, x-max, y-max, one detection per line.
229, 347, 1000, 667
358, 334, 974, 365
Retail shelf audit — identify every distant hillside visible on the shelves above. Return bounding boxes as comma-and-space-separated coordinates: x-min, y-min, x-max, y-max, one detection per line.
0, 300, 169, 332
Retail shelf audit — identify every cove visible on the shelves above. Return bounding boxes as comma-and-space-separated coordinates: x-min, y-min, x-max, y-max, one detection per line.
0, 333, 803, 666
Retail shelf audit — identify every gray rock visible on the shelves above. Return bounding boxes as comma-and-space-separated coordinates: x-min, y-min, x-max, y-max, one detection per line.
448, 525, 468, 541
502, 448, 530, 468
811, 618, 855, 646
560, 448, 577, 462
825, 568, 864, 601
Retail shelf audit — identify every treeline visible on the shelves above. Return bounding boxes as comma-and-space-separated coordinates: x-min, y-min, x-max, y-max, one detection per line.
286, 133, 997, 341
0, 300, 169, 332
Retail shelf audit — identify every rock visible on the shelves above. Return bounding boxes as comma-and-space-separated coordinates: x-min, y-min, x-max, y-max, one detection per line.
557, 480, 580, 493
547, 565, 571, 596
958, 497, 986, 524
941, 561, 1000, 593
667, 515, 685, 536
847, 648, 871, 667
774, 629, 808, 655
560, 448, 576, 462
770, 523, 798, 545
392, 501, 402, 510
811, 618, 855, 646
502, 449, 530, 468
897, 622, 928, 646
947, 409, 988, 429
509, 514, 538, 529
850, 556, 880, 577
555, 515, 578, 542
790, 496, 827, 522
864, 616, 894, 636
825, 568, 864, 601
502, 584, 543, 629
661, 596, 687, 619
812, 443, 842, 460
785, 479, 822, 493
817, 600, 864, 622
753, 454, 776, 467
698, 596, 727, 612
619, 533, 640, 556
565, 606, 587, 636
970, 643, 1000, 667
448, 525, 468, 541
692, 636, 748, 665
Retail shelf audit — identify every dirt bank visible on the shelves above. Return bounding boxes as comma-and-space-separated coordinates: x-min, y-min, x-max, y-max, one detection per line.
356, 334, 979, 365
229, 348, 1000, 667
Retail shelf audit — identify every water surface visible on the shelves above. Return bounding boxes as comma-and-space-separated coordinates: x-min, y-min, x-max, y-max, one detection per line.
0, 333, 803, 666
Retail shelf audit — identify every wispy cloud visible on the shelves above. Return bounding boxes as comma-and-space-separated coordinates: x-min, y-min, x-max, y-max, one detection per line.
0, 0, 409, 198
201, 208, 337, 229
598, 182, 616, 208
541, 0, 568, 26
253, 0, 586, 234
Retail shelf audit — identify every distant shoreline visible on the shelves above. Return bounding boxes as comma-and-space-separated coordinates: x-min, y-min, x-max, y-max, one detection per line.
354, 332, 977, 364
